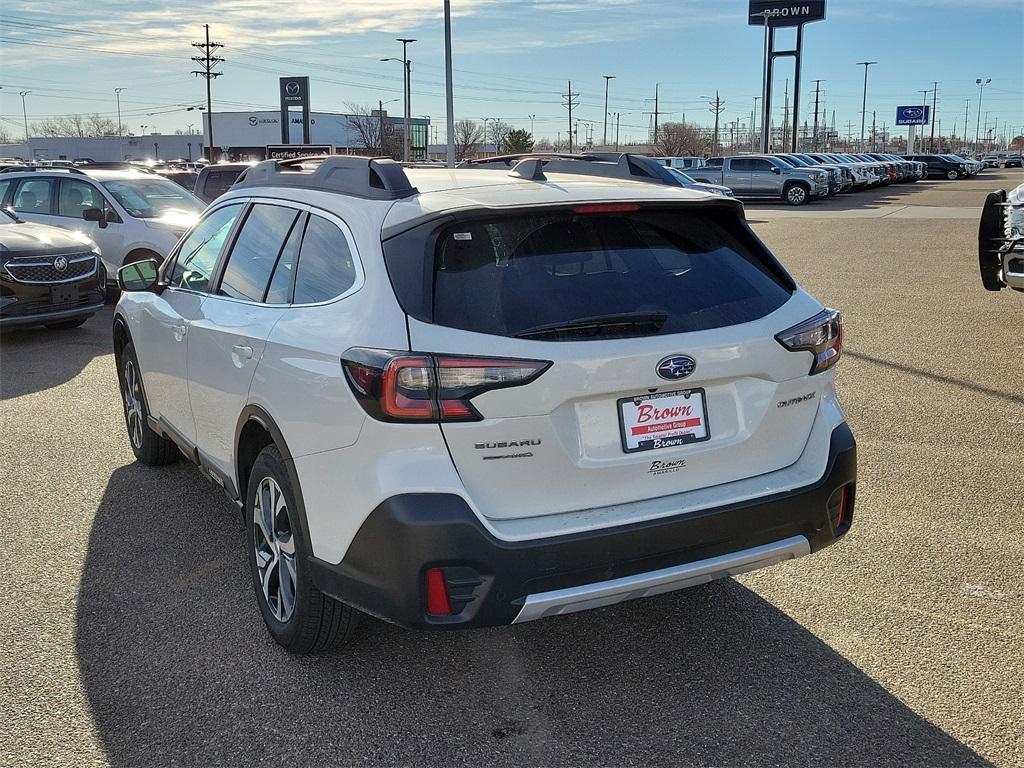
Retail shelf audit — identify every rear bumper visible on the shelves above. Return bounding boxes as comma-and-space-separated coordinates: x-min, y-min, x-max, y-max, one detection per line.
310, 422, 856, 629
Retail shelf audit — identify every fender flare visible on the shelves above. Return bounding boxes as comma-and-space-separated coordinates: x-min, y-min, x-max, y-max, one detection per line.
234, 405, 314, 557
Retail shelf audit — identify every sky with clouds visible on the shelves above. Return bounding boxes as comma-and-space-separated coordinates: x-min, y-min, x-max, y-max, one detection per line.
1, 0, 1022, 144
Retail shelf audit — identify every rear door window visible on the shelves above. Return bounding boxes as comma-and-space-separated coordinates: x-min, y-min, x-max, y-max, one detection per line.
292, 214, 358, 304
12, 178, 55, 214
201, 169, 242, 201
217, 204, 299, 302
413, 208, 793, 340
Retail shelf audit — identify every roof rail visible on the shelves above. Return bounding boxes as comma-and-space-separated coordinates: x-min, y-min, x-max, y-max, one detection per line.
459, 152, 681, 187
232, 155, 418, 200
0, 165, 87, 175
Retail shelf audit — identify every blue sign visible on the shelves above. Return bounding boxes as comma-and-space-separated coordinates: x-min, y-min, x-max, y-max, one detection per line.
896, 106, 930, 126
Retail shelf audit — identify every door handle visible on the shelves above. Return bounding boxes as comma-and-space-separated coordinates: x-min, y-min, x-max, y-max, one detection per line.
232, 344, 254, 361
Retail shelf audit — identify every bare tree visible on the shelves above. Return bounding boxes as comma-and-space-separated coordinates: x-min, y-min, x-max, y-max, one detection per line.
454, 119, 484, 160
345, 103, 402, 159
486, 119, 511, 153
654, 122, 705, 157
30, 113, 117, 138
0, 126, 15, 144
533, 138, 554, 152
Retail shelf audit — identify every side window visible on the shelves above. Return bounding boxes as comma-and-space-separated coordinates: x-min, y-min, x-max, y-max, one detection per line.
168, 203, 243, 292
730, 158, 752, 171
292, 214, 357, 304
749, 159, 774, 172
201, 170, 241, 200
0, 179, 12, 205
13, 179, 54, 214
705, 158, 724, 168
265, 213, 306, 304
217, 204, 299, 302
58, 179, 107, 218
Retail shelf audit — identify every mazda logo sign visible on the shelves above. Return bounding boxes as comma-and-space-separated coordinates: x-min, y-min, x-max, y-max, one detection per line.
53, 256, 69, 272
656, 355, 696, 381
285, 82, 300, 96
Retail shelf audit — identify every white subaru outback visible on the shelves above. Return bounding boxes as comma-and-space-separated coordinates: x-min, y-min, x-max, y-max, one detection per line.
112, 154, 856, 653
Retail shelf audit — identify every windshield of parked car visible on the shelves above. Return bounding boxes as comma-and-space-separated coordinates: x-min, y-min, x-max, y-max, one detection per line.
100, 177, 203, 219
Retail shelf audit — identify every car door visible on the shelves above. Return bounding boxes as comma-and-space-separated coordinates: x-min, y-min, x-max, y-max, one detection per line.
185, 201, 302, 478
722, 158, 752, 193
130, 202, 246, 444
747, 158, 779, 194
56, 177, 122, 274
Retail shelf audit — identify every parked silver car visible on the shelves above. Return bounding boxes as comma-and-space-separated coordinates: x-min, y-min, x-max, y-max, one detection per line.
688, 156, 830, 205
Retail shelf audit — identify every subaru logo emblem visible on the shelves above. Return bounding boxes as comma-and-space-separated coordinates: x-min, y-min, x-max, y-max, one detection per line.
656, 355, 696, 380
53, 256, 69, 272
904, 107, 923, 118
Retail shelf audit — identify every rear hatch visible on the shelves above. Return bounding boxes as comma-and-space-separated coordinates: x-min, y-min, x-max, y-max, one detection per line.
384, 201, 827, 521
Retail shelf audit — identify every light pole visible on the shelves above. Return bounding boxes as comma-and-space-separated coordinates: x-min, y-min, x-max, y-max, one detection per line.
614, 112, 630, 151
974, 78, 991, 153
114, 87, 127, 159
19, 91, 31, 142
397, 38, 416, 161
443, 0, 455, 167
528, 114, 536, 137
481, 117, 495, 154
856, 61, 877, 151
602, 75, 615, 146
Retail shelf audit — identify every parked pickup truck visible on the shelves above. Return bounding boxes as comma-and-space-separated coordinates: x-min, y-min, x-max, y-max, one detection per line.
688, 155, 830, 205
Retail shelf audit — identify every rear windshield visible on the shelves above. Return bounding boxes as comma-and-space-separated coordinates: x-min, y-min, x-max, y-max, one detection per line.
390, 207, 793, 340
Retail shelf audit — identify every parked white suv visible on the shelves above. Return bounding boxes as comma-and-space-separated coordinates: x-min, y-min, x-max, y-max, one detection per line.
112, 154, 857, 653
0, 166, 203, 282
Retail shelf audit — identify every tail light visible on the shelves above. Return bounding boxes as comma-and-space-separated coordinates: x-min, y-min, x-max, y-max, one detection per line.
776, 308, 842, 375
342, 348, 550, 423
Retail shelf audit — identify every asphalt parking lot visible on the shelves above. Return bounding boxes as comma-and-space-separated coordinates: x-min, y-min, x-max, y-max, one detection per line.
2, 169, 1022, 767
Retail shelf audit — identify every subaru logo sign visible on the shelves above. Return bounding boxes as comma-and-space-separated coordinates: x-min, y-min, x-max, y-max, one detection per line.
656, 355, 696, 381
53, 256, 69, 272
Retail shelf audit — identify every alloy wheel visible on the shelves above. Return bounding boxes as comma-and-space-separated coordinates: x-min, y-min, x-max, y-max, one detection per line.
253, 476, 297, 623
788, 186, 807, 205
122, 359, 144, 450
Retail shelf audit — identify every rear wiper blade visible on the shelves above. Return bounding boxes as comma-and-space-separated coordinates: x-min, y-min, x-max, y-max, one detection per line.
514, 311, 667, 340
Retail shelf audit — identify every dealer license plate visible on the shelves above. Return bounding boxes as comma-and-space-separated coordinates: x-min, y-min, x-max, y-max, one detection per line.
618, 389, 710, 453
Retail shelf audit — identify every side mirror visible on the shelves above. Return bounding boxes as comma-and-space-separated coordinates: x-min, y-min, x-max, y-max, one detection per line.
118, 258, 162, 293
82, 207, 108, 229
770, 166, 781, 174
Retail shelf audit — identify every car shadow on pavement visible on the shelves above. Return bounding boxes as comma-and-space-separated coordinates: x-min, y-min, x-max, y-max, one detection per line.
0, 309, 111, 400
75, 463, 992, 768
744, 181, 926, 214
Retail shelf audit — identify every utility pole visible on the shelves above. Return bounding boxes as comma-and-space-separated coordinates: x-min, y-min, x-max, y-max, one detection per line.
811, 80, 823, 151
614, 112, 621, 151
920, 88, 932, 153
653, 84, 660, 143
378, 99, 385, 154
871, 111, 876, 151
929, 81, 939, 152
444, 0, 455, 167
963, 99, 970, 151
856, 61, 877, 151
602, 75, 615, 146
191, 25, 223, 162
706, 91, 725, 155
752, 96, 761, 152
562, 81, 579, 153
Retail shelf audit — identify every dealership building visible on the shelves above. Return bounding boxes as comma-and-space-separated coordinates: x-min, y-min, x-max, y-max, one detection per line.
202, 110, 429, 161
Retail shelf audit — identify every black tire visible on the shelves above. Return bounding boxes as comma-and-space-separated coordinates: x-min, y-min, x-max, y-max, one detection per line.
784, 183, 809, 206
246, 445, 358, 654
119, 341, 179, 466
45, 316, 89, 330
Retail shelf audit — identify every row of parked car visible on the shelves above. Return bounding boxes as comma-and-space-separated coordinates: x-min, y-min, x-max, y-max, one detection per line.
678, 152, 995, 205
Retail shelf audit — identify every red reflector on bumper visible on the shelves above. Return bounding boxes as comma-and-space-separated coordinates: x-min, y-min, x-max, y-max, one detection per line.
425, 567, 452, 616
